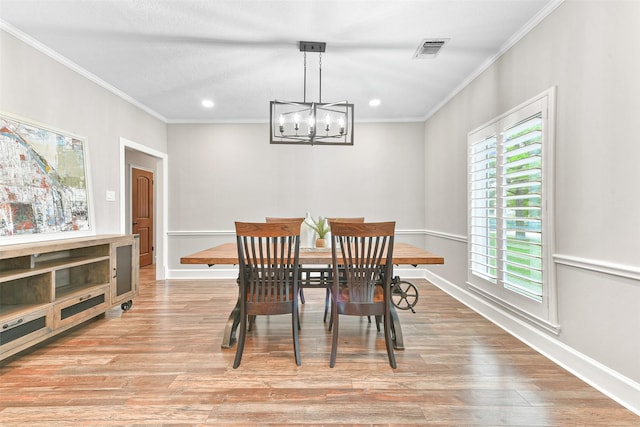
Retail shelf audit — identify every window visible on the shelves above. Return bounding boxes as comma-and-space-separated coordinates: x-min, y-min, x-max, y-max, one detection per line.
468, 88, 557, 332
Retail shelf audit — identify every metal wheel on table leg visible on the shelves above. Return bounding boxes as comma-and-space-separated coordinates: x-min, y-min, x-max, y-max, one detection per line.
391, 279, 418, 313
121, 300, 133, 311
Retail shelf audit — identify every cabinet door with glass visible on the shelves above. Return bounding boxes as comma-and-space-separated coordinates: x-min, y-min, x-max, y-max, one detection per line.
111, 235, 139, 311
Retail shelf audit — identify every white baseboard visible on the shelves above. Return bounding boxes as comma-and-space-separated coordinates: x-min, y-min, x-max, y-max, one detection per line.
423, 270, 640, 416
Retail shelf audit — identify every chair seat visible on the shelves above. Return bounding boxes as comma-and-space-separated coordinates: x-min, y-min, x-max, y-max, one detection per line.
245, 285, 296, 302
246, 300, 294, 316
335, 284, 384, 303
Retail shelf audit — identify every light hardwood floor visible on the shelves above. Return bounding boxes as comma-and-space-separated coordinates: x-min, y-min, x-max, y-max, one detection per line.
0, 266, 637, 426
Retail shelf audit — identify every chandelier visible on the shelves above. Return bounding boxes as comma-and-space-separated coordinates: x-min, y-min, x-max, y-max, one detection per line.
270, 41, 354, 146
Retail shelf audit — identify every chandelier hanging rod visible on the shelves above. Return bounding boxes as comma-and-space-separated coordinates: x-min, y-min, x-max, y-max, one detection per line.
300, 41, 326, 103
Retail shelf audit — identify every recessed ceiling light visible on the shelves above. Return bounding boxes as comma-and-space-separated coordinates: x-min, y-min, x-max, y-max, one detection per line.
369, 99, 381, 107
201, 99, 214, 108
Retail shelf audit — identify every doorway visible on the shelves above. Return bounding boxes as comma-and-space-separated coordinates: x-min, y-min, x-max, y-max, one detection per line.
121, 137, 167, 280
132, 167, 154, 267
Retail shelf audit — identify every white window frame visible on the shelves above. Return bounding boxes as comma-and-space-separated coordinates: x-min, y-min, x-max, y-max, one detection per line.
467, 87, 558, 334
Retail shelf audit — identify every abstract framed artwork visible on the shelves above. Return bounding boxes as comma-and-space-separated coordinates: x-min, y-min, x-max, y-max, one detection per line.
0, 111, 94, 244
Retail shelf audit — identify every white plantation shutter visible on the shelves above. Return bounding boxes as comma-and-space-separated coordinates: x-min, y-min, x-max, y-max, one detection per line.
502, 115, 543, 301
468, 89, 556, 329
470, 135, 498, 283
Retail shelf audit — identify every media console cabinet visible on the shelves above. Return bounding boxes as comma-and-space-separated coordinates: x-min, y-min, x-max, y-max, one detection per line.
0, 234, 139, 361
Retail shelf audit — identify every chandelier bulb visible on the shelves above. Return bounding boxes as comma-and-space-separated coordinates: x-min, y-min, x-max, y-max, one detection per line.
308, 115, 315, 136
325, 114, 331, 132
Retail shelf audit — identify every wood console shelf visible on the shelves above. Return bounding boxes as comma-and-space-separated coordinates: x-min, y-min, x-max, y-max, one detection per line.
0, 234, 139, 361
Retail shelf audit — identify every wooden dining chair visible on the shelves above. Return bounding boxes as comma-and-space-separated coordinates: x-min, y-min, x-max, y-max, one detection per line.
325, 217, 365, 325
327, 217, 365, 223
265, 217, 305, 224
234, 221, 301, 368
328, 221, 396, 368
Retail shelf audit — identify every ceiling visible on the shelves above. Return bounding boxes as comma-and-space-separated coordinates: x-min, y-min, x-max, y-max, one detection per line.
0, 0, 559, 123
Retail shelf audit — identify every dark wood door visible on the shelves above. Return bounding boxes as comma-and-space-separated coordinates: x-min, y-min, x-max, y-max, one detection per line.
132, 168, 153, 267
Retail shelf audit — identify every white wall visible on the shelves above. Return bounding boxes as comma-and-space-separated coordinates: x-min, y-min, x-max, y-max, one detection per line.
166, 121, 426, 274
0, 29, 167, 236
423, 0, 640, 411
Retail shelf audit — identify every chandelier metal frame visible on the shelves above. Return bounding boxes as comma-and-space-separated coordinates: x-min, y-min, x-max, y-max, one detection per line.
270, 41, 354, 146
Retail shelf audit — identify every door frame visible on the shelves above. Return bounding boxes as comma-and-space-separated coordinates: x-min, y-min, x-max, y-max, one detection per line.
119, 137, 168, 280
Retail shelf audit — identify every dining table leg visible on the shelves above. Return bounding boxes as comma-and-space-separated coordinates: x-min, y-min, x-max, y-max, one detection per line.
389, 305, 405, 350
221, 300, 241, 348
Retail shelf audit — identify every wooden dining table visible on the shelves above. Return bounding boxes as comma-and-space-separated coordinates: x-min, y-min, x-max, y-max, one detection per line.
180, 242, 444, 350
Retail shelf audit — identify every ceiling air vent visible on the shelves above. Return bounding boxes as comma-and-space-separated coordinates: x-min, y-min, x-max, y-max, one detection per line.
413, 39, 449, 59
